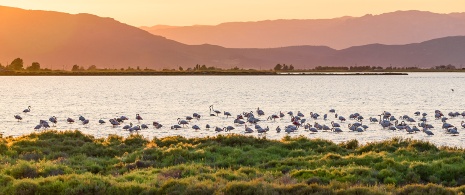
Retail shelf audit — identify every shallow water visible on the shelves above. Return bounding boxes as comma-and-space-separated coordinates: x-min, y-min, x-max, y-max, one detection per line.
1, 73, 465, 147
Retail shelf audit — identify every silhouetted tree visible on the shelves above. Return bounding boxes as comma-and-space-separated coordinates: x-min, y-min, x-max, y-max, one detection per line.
87, 65, 97, 71
274, 64, 282, 71
72, 65, 80, 71
27, 62, 41, 71
179, 66, 184, 71
289, 64, 294, 70
282, 64, 289, 70
9, 58, 23, 70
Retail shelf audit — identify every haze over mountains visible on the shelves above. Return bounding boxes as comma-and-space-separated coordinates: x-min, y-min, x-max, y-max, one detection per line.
142, 11, 465, 49
1, 6, 465, 70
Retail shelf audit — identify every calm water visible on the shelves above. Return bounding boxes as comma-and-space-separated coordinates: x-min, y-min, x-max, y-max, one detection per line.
1, 73, 465, 147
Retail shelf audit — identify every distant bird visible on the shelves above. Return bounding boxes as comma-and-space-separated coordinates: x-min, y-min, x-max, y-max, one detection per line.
23, 106, 31, 113
192, 125, 200, 131
193, 113, 201, 120
67, 118, 75, 123
210, 105, 221, 116
141, 124, 149, 129
185, 116, 194, 121
256, 107, 265, 116
49, 116, 57, 126
123, 123, 133, 130
14, 115, 22, 121
244, 125, 253, 133
452, 89, 454, 92
110, 119, 120, 127
329, 109, 336, 113
205, 124, 211, 129
332, 127, 343, 133
267, 114, 279, 121
171, 125, 182, 130
224, 111, 232, 118
177, 118, 189, 126
215, 126, 223, 132
331, 121, 341, 127
136, 114, 143, 122
153, 122, 163, 129
287, 111, 293, 116
224, 126, 235, 132
276, 126, 281, 133
79, 116, 86, 122
424, 129, 434, 136
34, 124, 42, 131
82, 119, 89, 125
99, 119, 106, 124
130, 125, 141, 132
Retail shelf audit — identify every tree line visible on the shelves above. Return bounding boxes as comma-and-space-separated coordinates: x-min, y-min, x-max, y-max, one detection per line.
0, 58, 43, 71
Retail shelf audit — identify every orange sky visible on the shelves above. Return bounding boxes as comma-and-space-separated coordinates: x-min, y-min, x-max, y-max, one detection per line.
1, 0, 464, 26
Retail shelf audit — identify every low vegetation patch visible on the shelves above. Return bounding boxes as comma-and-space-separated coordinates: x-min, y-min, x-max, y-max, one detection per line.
0, 130, 464, 194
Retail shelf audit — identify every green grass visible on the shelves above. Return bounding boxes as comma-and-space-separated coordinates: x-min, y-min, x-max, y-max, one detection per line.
0, 130, 465, 194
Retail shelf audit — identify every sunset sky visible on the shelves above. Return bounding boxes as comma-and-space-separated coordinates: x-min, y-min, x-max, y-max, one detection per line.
1, 0, 464, 26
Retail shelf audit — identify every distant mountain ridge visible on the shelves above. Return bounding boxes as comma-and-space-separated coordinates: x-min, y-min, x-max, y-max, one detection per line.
1, 6, 465, 70
141, 10, 465, 49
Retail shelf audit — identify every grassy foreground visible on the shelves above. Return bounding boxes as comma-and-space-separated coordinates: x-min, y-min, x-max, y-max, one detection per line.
1, 131, 465, 194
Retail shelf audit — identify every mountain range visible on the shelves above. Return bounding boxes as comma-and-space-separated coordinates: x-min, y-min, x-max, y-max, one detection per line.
141, 11, 465, 49
1, 6, 465, 70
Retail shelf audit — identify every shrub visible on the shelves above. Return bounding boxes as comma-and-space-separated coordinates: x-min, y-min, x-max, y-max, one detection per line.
7, 161, 38, 179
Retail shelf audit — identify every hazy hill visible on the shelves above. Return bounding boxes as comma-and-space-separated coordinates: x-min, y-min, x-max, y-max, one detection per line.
141, 11, 465, 49
1, 6, 465, 70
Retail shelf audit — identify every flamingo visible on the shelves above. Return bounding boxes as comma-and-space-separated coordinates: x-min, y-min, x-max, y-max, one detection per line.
14, 115, 22, 121
123, 123, 133, 130
332, 127, 343, 133
177, 118, 189, 127
49, 116, 57, 126
256, 107, 265, 116
215, 126, 223, 132
224, 111, 232, 118
267, 114, 279, 121
136, 114, 143, 122
23, 106, 31, 113
67, 118, 75, 123
192, 125, 200, 131
193, 113, 201, 120
224, 126, 235, 132
209, 105, 221, 116
244, 125, 253, 133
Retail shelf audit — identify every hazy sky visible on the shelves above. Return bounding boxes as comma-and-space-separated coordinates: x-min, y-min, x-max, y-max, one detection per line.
1, 0, 464, 26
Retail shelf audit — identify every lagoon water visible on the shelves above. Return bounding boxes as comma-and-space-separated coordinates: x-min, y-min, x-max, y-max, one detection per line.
1, 73, 465, 147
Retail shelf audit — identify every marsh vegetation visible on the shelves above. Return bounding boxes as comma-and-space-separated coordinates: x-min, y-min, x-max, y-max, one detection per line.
1, 131, 465, 194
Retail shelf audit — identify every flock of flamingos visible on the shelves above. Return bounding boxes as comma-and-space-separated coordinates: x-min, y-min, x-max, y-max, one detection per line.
10, 105, 465, 137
